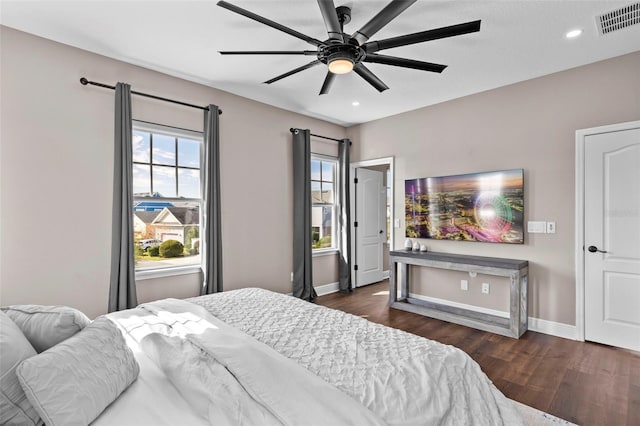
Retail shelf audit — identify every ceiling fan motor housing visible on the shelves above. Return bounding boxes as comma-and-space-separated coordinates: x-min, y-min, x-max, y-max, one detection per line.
318, 42, 364, 66
318, 6, 362, 68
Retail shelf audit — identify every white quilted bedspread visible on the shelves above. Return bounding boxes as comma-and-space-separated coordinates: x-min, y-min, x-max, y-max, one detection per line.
188, 288, 523, 426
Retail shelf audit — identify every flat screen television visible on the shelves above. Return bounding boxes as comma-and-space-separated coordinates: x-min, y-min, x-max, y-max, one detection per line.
405, 169, 524, 244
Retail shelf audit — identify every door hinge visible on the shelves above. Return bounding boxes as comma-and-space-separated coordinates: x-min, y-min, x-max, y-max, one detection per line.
354, 265, 358, 271
354, 221, 358, 227
354, 178, 358, 184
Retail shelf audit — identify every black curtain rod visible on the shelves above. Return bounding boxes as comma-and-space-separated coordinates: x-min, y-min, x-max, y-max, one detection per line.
80, 78, 222, 114
290, 128, 350, 144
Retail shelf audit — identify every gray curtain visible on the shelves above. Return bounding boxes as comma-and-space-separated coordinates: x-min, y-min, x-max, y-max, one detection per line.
108, 83, 138, 313
201, 104, 223, 295
292, 128, 316, 301
337, 139, 352, 292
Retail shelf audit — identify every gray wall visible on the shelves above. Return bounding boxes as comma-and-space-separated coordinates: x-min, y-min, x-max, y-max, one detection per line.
0, 27, 346, 318
348, 51, 640, 325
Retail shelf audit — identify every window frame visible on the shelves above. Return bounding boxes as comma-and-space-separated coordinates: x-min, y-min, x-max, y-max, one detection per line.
131, 120, 204, 280
311, 154, 339, 254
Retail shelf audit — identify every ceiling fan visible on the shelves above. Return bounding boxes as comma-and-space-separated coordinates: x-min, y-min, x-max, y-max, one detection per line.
217, 0, 481, 95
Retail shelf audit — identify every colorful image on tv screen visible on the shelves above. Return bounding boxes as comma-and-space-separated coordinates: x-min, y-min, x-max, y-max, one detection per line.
405, 169, 524, 244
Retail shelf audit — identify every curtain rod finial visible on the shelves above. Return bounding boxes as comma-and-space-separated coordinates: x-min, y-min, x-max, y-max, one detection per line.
80, 77, 89, 85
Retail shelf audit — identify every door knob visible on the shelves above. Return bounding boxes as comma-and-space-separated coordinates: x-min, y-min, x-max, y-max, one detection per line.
379, 230, 384, 234
587, 245, 608, 254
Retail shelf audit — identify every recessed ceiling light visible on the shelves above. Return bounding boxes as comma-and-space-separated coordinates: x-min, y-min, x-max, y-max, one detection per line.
352, 101, 360, 106
565, 29, 583, 39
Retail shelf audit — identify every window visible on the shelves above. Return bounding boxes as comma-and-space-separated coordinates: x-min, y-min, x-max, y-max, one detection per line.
131, 122, 202, 273
311, 156, 337, 250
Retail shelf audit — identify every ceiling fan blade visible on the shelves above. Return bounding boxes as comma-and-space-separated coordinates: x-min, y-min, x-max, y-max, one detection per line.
353, 63, 389, 92
319, 71, 336, 95
363, 20, 481, 53
217, 1, 324, 47
264, 60, 322, 85
352, 0, 417, 45
317, 0, 344, 42
364, 53, 447, 73
220, 51, 318, 55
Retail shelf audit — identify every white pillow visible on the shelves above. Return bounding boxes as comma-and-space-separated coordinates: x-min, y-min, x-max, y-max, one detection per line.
16, 316, 139, 426
1, 305, 91, 352
0, 312, 42, 426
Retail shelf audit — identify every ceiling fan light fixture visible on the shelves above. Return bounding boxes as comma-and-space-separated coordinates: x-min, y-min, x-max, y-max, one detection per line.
328, 56, 354, 74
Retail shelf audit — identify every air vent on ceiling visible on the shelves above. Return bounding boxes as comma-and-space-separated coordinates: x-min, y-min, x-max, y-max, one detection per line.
597, 3, 640, 35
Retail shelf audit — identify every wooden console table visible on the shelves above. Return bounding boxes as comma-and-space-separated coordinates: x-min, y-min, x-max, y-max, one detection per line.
389, 250, 528, 338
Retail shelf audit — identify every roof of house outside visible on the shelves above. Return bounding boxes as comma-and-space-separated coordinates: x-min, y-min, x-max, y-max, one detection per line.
154, 207, 199, 225
134, 211, 160, 224
134, 200, 174, 211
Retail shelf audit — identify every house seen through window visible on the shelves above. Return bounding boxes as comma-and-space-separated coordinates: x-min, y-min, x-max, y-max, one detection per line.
132, 122, 202, 272
311, 156, 337, 250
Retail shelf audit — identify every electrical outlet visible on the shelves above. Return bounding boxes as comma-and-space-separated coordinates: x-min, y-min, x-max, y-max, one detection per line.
546, 221, 556, 234
482, 283, 490, 294
461, 280, 468, 291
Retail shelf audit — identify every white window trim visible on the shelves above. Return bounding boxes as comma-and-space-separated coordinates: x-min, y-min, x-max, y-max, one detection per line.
311, 154, 339, 252
312, 248, 339, 257
132, 121, 204, 280
133, 120, 202, 140
136, 265, 202, 281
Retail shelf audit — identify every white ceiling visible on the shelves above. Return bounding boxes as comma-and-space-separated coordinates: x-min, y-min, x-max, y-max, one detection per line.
2, 1, 639, 126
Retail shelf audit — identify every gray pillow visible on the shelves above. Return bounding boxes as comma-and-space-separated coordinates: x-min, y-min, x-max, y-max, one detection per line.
16, 316, 140, 426
0, 312, 42, 426
1, 305, 91, 352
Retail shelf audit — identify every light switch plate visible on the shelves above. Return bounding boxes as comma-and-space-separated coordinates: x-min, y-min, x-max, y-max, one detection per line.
394, 218, 400, 228
527, 221, 547, 233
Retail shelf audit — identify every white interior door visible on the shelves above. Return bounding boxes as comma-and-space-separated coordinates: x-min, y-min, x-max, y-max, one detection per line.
584, 126, 640, 352
355, 168, 385, 287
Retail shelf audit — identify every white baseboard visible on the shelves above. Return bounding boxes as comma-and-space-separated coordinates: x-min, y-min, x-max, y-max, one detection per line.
315, 276, 391, 296
527, 317, 578, 340
288, 283, 340, 297
315, 282, 340, 296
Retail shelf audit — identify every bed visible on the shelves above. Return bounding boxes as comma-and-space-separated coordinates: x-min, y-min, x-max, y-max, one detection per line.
2, 287, 530, 425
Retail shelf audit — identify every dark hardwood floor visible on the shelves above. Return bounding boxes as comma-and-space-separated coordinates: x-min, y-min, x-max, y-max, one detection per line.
317, 280, 640, 426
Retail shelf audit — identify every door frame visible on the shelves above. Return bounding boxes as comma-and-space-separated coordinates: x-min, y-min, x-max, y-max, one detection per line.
575, 120, 640, 342
350, 156, 395, 287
